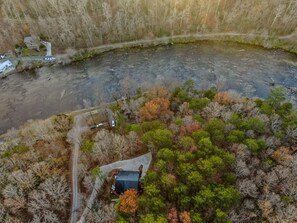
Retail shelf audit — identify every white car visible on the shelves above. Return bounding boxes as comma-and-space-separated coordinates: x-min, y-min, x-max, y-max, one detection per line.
43, 56, 56, 61
0, 54, 5, 59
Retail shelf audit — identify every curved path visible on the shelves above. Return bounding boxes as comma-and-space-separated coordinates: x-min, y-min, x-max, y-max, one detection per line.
86, 32, 297, 53
67, 113, 88, 223
66, 108, 152, 223
77, 152, 152, 223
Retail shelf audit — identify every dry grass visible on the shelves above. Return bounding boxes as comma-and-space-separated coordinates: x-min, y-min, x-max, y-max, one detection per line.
0, 0, 296, 51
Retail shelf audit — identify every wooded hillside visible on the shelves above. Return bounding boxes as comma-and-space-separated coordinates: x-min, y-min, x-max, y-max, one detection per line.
115, 83, 297, 223
1, 82, 297, 222
0, 0, 296, 51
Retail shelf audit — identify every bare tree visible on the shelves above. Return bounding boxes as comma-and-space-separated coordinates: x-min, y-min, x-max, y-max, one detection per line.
286, 125, 297, 145
8, 169, 37, 191
40, 175, 70, 211
82, 175, 94, 194
0, 204, 6, 223
242, 199, 256, 210
93, 130, 113, 163
292, 154, 297, 177
270, 114, 282, 134
272, 205, 297, 223
231, 144, 251, 162
202, 102, 226, 119
258, 199, 273, 219
264, 170, 279, 190
2, 184, 21, 201
235, 159, 250, 178
28, 175, 70, 221
30, 210, 61, 223
264, 136, 281, 149
254, 170, 265, 187
28, 190, 52, 214
85, 201, 116, 223
231, 103, 244, 113
112, 134, 129, 160
3, 215, 23, 223
237, 179, 259, 198
16, 119, 65, 147
128, 131, 140, 154
168, 123, 180, 135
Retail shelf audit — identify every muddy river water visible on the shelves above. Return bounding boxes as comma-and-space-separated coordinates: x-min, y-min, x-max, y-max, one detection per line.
0, 41, 297, 134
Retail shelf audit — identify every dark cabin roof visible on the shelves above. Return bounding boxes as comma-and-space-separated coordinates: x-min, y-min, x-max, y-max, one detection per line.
115, 171, 140, 194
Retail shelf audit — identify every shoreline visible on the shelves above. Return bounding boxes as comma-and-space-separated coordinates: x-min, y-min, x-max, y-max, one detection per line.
1, 34, 296, 135
9, 33, 297, 74
65, 33, 297, 63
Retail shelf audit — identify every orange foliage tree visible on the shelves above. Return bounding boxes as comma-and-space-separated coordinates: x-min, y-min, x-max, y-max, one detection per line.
179, 211, 192, 223
167, 207, 178, 223
214, 91, 245, 105
117, 189, 138, 215
214, 92, 233, 105
271, 146, 293, 164
139, 97, 173, 121
179, 122, 201, 136
148, 86, 170, 99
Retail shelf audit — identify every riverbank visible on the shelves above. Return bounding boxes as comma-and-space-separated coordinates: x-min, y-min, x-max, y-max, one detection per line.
4, 33, 297, 74
0, 40, 296, 135
65, 33, 297, 64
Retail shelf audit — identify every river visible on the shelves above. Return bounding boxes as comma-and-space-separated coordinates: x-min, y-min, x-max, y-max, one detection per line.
0, 41, 297, 134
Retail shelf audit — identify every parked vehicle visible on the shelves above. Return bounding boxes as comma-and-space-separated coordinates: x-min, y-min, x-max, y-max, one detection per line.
43, 56, 56, 61
111, 120, 116, 128
0, 54, 5, 59
90, 123, 104, 129
0, 60, 13, 73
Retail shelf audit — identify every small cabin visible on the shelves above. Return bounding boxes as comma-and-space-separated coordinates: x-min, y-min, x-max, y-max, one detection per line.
24, 36, 40, 51
114, 171, 140, 195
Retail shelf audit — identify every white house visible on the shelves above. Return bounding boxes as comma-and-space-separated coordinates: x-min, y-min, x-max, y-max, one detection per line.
0, 60, 13, 73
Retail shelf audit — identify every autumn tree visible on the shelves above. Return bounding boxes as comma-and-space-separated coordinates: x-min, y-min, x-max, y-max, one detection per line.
148, 86, 171, 99
179, 211, 192, 223
117, 189, 138, 216
139, 98, 173, 121
214, 92, 234, 105
180, 122, 201, 136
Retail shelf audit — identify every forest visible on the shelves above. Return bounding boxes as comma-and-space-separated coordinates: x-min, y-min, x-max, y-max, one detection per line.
0, 0, 297, 52
0, 81, 296, 222
114, 82, 297, 223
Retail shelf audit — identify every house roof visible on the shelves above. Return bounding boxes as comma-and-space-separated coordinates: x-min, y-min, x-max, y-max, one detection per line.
24, 36, 40, 50
24, 36, 37, 42
116, 171, 140, 181
115, 171, 140, 194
